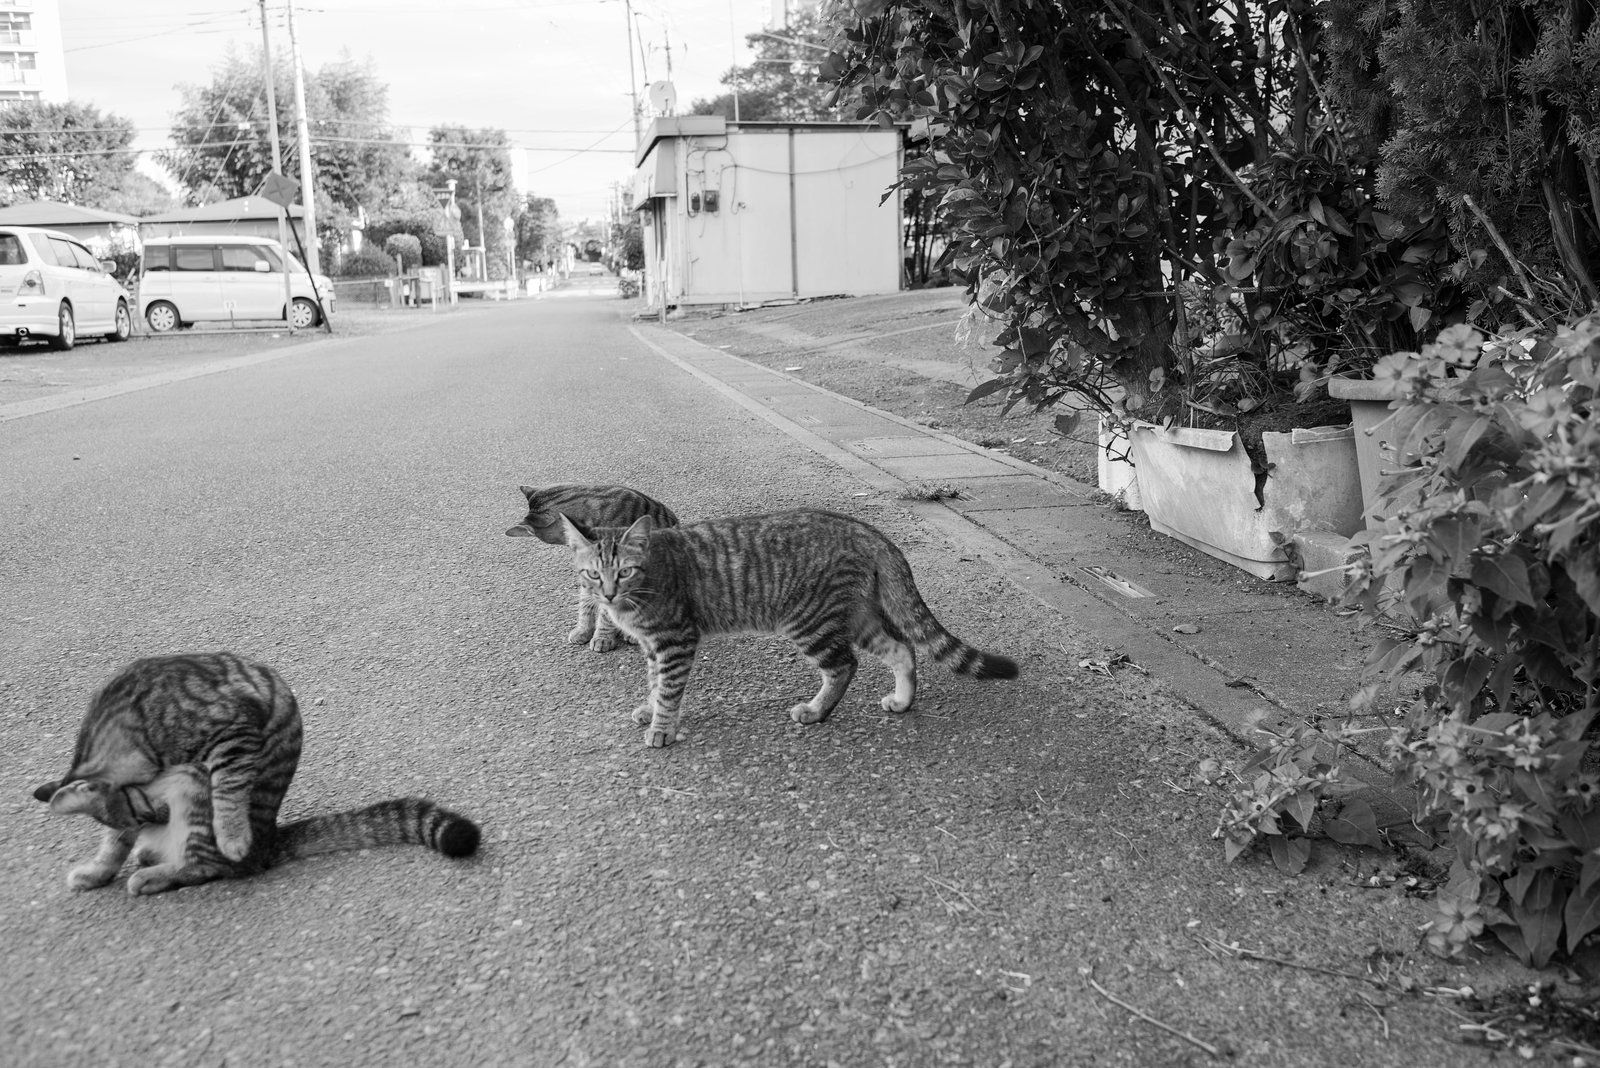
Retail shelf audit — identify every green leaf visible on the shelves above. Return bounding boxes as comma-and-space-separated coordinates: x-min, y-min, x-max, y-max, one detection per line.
1471, 554, 1535, 607
1567, 882, 1600, 953
1323, 798, 1383, 847
1509, 872, 1567, 968
1565, 555, 1600, 616
965, 378, 1010, 405
1283, 790, 1317, 832
1269, 835, 1311, 875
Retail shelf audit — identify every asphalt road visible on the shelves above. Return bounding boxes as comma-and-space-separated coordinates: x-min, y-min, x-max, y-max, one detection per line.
3, 284, 1514, 1066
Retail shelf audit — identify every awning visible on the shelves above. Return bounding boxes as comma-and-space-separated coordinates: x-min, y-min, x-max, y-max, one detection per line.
628, 141, 678, 210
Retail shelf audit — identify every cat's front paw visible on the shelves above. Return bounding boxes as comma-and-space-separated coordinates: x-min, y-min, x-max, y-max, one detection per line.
66, 863, 118, 891
643, 726, 681, 748
566, 625, 596, 646
631, 703, 654, 726
588, 632, 621, 653
788, 701, 829, 725
880, 694, 913, 713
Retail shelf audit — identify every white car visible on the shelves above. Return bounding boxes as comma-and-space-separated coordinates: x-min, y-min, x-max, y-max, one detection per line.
138, 235, 335, 332
0, 226, 134, 349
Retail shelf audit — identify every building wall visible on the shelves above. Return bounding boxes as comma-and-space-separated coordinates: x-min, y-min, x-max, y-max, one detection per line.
651, 125, 901, 307
0, 0, 67, 106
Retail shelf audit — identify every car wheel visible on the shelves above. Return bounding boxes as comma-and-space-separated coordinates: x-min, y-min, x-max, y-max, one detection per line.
106, 300, 132, 342
289, 297, 320, 330
49, 303, 75, 351
145, 301, 179, 333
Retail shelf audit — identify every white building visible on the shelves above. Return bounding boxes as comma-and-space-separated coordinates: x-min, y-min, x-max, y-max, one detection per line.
629, 116, 903, 311
0, 0, 67, 106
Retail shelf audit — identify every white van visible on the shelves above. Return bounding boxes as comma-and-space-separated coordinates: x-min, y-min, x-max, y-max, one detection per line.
138, 235, 335, 332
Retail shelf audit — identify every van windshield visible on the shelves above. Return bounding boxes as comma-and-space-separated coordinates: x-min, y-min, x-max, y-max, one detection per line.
259, 247, 310, 275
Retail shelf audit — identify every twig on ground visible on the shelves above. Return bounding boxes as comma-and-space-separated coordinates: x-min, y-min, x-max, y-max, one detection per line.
1087, 978, 1222, 1058
1112, 828, 1147, 862
924, 874, 1000, 917
1193, 933, 1383, 987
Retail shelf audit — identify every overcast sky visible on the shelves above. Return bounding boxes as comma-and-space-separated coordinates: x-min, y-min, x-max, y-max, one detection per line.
59, 0, 775, 221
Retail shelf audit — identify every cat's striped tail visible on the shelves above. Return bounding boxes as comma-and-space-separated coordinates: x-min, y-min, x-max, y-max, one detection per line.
274, 799, 480, 862
874, 542, 1019, 681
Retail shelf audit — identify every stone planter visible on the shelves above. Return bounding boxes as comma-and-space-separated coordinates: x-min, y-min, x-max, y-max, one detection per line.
1129, 421, 1363, 581
1096, 416, 1142, 510
1327, 376, 1403, 532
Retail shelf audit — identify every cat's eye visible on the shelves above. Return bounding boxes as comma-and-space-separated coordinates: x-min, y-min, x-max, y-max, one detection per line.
581, 569, 600, 580
618, 566, 638, 578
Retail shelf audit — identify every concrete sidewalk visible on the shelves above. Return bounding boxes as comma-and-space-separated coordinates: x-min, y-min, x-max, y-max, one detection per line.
631, 311, 1392, 794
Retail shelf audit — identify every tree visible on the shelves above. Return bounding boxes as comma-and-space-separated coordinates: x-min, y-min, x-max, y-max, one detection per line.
97, 171, 179, 217
1324, 0, 1600, 321
827, 0, 1448, 423
514, 194, 559, 267
691, 11, 843, 121
162, 46, 411, 229
425, 125, 517, 276
0, 101, 136, 206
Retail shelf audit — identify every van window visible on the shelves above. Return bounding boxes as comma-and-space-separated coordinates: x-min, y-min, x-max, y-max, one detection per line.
174, 246, 216, 271
220, 245, 272, 272
66, 242, 102, 271
48, 237, 85, 268
0, 233, 23, 265
143, 245, 170, 271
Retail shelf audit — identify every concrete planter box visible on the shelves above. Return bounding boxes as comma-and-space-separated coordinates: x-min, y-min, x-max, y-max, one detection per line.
1327, 376, 1404, 532
1096, 416, 1142, 510
1129, 421, 1363, 581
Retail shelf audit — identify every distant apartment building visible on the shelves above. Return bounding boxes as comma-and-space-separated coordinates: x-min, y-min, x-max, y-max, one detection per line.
0, 0, 67, 106
769, 0, 820, 28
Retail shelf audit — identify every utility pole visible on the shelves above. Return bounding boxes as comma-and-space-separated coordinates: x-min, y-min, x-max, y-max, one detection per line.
623, 0, 641, 144
284, 0, 319, 273
257, 0, 294, 330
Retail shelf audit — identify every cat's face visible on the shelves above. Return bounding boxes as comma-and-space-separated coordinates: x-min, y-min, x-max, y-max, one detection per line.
561, 513, 652, 609
40, 777, 162, 829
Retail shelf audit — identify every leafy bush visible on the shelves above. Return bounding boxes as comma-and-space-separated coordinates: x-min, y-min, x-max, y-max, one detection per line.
338, 247, 396, 278
383, 233, 421, 270
1223, 316, 1600, 967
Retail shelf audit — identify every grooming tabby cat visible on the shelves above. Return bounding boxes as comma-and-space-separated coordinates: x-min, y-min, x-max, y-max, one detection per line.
506, 483, 679, 651
33, 652, 478, 893
59, 763, 478, 895
560, 508, 1018, 747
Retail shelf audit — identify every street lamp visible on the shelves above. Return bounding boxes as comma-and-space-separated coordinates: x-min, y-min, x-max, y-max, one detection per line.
433, 179, 459, 304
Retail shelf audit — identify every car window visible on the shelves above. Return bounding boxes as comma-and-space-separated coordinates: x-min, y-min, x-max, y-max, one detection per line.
220, 245, 270, 272
27, 233, 56, 265
174, 246, 216, 271
0, 232, 25, 266
143, 245, 170, 271
48, 237, 85, 269
67, 242, 102, 271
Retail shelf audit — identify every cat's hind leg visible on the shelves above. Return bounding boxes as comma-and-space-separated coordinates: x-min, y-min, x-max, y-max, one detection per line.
66, 825, 135, 891
204, 731, 264, 861
128, 861, 228, 896
860, 629, 918, 713
790, 635, 858, 725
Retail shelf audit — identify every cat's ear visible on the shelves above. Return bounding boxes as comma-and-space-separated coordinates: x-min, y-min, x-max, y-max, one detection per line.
46, 779, 103, 816
621, 514, 655, 548
558, 512, 596, 549
32, 779, 60, 803
519, 485, 538, 501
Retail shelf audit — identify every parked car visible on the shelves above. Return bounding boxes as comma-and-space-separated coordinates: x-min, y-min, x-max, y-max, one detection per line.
0, 225, 134, 350
138, 235, 335, 332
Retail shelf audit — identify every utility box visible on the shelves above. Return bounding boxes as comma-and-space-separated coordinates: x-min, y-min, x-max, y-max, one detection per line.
629, 116, 903, 309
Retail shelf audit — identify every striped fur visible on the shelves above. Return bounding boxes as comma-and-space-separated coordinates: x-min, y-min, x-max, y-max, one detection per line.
33, 652, 302, 891
115, 764, 479, 896
506, 483, 680, 652
561, 509, 1018, 747
34, 653, 478, 894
